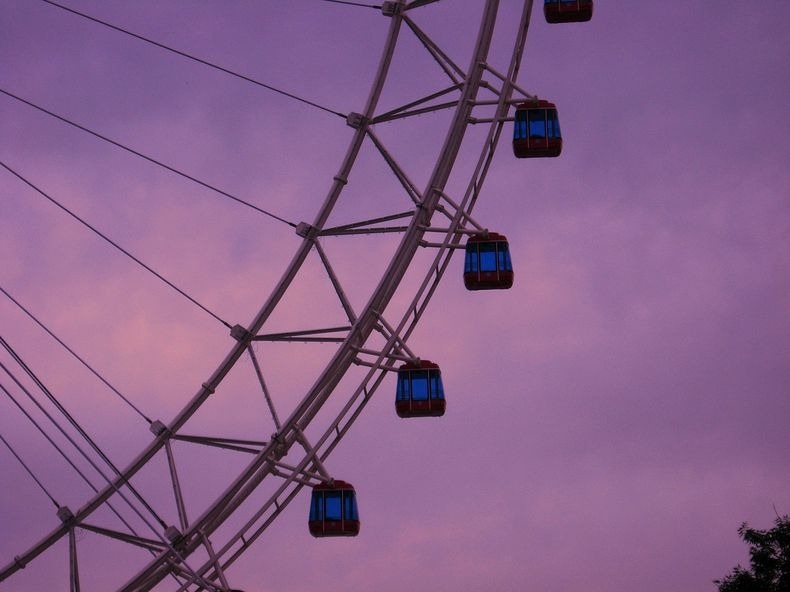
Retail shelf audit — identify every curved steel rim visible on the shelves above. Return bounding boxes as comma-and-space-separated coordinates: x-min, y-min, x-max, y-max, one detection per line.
1, 2, 537, 589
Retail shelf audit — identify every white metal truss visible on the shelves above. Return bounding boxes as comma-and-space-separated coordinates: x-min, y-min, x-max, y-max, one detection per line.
1, 1, 542, 589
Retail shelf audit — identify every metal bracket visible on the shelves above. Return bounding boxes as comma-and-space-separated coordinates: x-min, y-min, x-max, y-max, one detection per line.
57, 506, 75, 525
346, 112, 366, 129
381, 1, 400, 17
164, 525, 186, 552
295, 222, 318, 240
230, 324, 253, 342
149, 420, 168, 437
269, 433, 287, 461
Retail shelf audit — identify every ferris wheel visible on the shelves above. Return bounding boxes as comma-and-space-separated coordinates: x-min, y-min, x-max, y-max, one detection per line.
0, 1, 592, 589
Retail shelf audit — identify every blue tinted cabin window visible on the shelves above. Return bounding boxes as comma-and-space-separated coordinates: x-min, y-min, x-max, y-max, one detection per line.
410, 370, 429, 401
498, 243, 513, 272
514, 111, 528, 141
464, 245, 479, 273
516, 106, 561, 142
344, 492, 359, 521
324, 491, 342, 521
528, 110, 546, 139
310, 492, 323, 521
429, 370, 444, 400
467, 241, 512, 274
546, 110, 561, 139
479, 243, 497, 272
396, 373, 410, 402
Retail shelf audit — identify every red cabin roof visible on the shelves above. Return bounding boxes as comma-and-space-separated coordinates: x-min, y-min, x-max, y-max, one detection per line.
544, 0, 593, 24
466, 231, 509, 244
312, 480, 355, 491
516, 99, 555, 110
398, 360, 440, 371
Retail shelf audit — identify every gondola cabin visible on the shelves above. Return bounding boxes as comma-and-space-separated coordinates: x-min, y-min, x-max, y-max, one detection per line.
513, 100, 562, 158
464, 233, 513, 290
308, 480, 360, 537
544, 0, 593, 23
396, 360, 445, 418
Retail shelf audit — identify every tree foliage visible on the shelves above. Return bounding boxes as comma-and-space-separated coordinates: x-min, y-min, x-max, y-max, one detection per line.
715, 515, 790, 592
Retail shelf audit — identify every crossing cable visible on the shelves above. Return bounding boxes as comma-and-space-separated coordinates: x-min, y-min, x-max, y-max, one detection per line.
40, 0, 347, 119
0, 431, 59, 508
0, 336, 168, 530
0, 160, 233, 330
0, 88, 296, 229
321, 0, 382, 8
0, 379, 99, 493
0, 378, 147, 537
0, 377, 214, 590
0, 284, 152, 424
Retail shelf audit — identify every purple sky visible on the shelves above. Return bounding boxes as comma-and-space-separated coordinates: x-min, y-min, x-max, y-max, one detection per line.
1, 1, 789, 591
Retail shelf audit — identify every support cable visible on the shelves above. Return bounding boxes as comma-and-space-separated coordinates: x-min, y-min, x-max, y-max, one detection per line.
0, 432, 59, 508
0, 88, 296, 228
0, 355, 218, 589
0, 160, 233, 330
406, 0, 442, 9
0, 336, 168, 530
40, 0, 347, 119
1, 376, 195, 590
0, 378, 157, 540
321, 0, 381, 8
0, 284, 152, 424
0, 380, 125, 522
0, 379, 99, 494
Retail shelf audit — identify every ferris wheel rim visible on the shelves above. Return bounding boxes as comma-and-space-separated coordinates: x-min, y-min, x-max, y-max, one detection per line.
1, 2, 536, 589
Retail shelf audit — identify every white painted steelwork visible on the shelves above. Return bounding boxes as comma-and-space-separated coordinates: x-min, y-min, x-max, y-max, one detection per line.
1, 1, 540, 589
